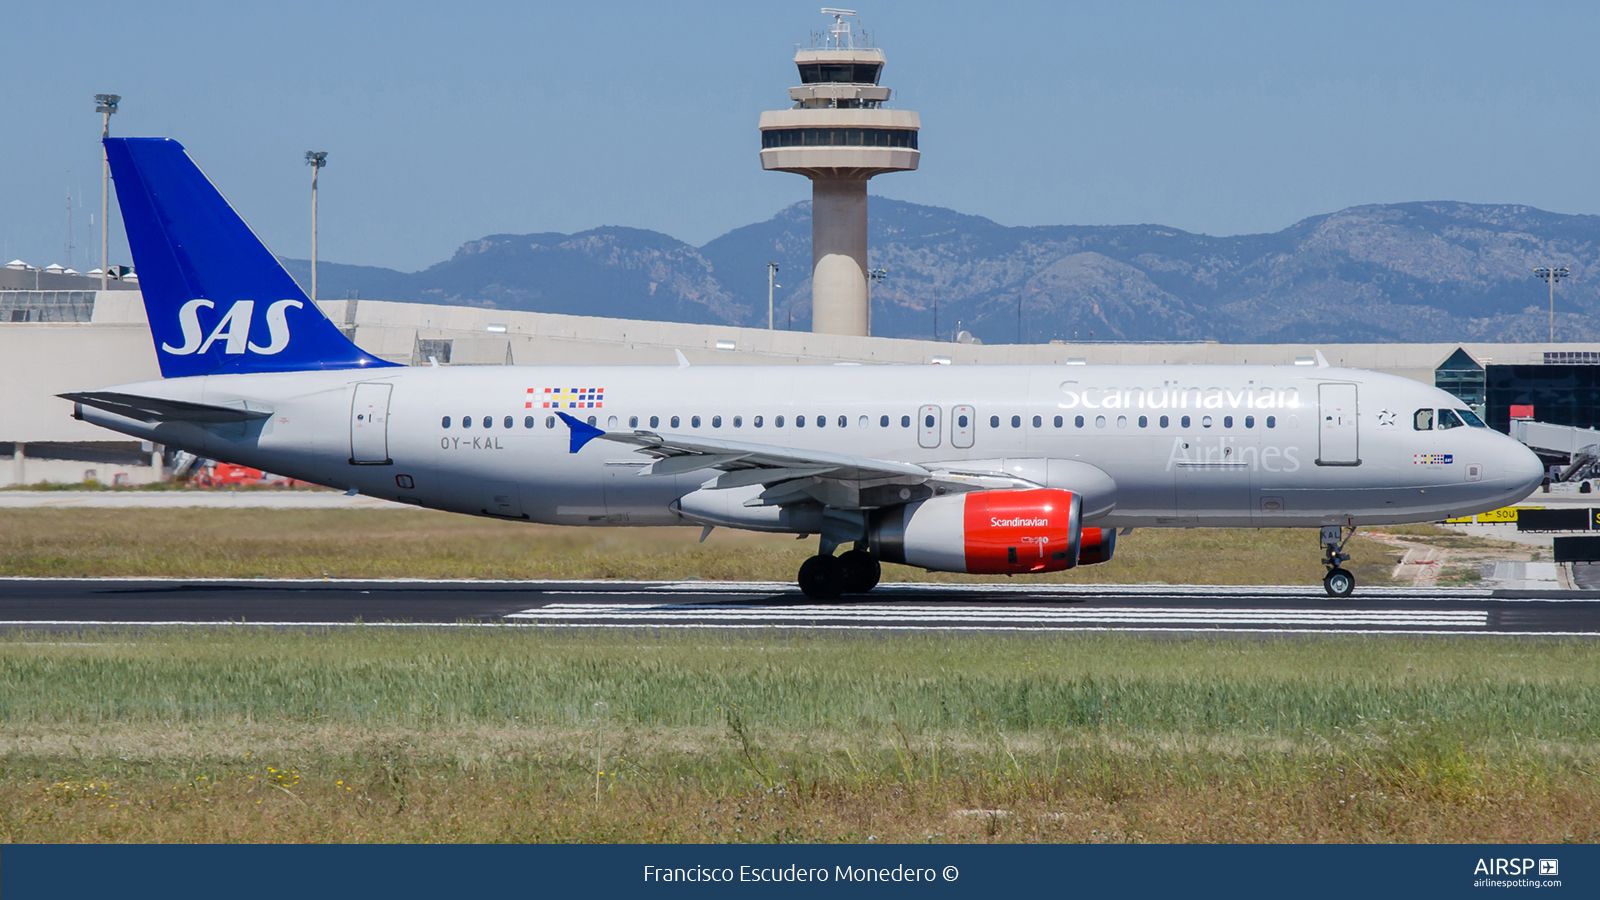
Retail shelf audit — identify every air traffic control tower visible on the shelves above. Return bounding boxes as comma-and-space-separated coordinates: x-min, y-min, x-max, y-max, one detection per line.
759, 9, 919, 336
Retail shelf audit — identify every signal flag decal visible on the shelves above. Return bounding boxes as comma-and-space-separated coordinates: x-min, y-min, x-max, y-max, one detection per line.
531, 387, 604, 410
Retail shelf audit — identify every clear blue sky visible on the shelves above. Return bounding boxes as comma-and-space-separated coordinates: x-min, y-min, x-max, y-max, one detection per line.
4, 1, 1599, 273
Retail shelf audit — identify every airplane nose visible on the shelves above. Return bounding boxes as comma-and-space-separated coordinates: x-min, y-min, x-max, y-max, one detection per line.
1504, 438, 1545, 496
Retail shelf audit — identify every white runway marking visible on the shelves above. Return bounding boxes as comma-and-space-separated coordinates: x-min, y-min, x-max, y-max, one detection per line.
510, 602, 1489, 630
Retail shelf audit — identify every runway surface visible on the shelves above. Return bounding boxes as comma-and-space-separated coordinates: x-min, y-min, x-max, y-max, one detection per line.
3, 578, 1600, 635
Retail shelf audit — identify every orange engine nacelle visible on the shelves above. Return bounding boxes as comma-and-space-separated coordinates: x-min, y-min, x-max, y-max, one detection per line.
1076, 527, 1116, 566
869, 488, 1083, 575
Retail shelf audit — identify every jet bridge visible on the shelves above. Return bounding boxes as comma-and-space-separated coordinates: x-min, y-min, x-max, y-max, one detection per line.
1510, 418, 1600, 482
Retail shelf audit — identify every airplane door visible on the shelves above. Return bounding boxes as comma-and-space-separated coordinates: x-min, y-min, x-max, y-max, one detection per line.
349, 382, 392, 464
918, 405, 941, 449
1317, 383, 1360, 466
951, 405, 975, 449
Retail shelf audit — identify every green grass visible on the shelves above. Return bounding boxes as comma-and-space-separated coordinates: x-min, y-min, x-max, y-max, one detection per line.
0, 630, 1596, 843
0, 508, 1401, 585
1, 629, 1594, 738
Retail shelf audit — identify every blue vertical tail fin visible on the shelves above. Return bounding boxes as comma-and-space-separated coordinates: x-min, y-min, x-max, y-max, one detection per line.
105, 137, 397, 378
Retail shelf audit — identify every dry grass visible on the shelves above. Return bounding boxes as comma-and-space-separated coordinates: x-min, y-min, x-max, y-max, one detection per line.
1, 630, 1598, 843
0, 509, 1400, 585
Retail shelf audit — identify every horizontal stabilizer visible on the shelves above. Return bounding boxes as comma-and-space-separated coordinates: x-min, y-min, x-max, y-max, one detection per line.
59, 390, 273, 424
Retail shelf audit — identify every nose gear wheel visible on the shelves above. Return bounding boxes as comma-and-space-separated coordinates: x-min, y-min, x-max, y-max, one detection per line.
1319, 525, 1357, 598
1323, 567, 1355, 598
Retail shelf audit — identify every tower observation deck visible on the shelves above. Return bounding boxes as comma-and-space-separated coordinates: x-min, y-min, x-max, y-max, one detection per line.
759, 9, 919, 336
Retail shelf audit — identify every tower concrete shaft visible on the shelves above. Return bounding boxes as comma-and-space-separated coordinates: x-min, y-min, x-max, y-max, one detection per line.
758, 10, 918, 336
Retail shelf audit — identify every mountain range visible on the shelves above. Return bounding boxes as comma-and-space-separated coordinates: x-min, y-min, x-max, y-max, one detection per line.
280, 199, 1600, 345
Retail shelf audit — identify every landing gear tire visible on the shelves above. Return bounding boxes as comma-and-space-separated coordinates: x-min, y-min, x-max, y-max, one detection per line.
798, 555, 847, 600
1323, 567, 1355, 599
837, 550, 881, 594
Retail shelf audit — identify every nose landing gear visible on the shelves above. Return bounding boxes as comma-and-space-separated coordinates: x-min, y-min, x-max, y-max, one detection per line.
1320, 525, 1356, 598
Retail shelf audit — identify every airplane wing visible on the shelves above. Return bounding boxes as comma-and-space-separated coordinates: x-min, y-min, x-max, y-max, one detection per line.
557, 412, 1033, 510
59, 390, 274, 424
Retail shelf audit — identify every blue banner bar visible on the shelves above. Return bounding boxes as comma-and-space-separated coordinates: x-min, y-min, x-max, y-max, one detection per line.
2, 844, 1593, 899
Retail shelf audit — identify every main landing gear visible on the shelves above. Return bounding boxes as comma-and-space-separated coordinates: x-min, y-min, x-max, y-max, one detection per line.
1320, 525, 1356, 599
797, 548, 881, 600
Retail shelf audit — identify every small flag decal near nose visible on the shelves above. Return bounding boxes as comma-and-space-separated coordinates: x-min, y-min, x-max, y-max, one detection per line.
1413, 453, 1454, 465
529, 387, 604, 409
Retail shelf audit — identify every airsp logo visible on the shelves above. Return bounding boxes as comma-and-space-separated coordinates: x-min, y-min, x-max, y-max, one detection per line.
162, 298, 303, 356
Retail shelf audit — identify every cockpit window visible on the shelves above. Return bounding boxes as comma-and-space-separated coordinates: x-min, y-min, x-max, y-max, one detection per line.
1458, 409, 1488, 428
1437, 408, 1465, 430
1413, 408, 1433, 431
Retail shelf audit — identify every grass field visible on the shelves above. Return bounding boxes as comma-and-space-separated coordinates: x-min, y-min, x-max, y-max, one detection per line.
0, 509, 1573, 843
0, 629, 1596, 843
0, 508, 1404, 585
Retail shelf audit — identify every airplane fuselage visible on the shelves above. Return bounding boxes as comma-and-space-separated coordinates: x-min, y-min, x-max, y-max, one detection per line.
76, 362, 1543, 530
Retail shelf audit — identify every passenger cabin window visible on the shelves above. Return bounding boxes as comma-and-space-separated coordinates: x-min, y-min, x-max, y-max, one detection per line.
711, 415, 722, 428
901, 415, 911, 428
650, 416, 660, 428
1138, 416, 1148, 428
733, 416, 742, 427
1437, 409, 1465, 430
754, 416, 764, 427
1011, 415, 1022, 428
1414, 409, 1434, 431
441, 416, 451, 428
838, 415, 847, 428
525, 416, 535, 428
1075, 415, 1085, 428
880, 415, 889, 427
1032, 415, 1042, 428
776, 416, 785, 427
545, 416, 555, 428
1159, 415, 1169, 428
692, 416, 702, 428
503, 416, 513, 429
629, 416, 638, 428
990, 415, 1000, 428
1223, 416, 1233, 428
1181, 415, 1191, 428
462, 416, 472, 429
1245, 415, 1255, 428
1054, 416, 1063, 428
816, 415, 826, 428
1266, 416, 1276, 428
797, 416, 806, 428
482, 416, 492, 428
670, 416, 680, 428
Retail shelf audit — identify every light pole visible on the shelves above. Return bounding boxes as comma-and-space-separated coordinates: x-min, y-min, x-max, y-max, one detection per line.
766, 262, 780, 330
95, 93, 120, 291
867, 267, 886, 337
305, 151, 328, 302
1535, 266, 1569, 343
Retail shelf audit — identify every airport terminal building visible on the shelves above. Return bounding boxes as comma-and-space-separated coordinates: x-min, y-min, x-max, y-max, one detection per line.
4, 266, 1600, 486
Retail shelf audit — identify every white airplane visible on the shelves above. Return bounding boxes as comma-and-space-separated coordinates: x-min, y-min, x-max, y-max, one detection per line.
65, 138, 1545, 599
